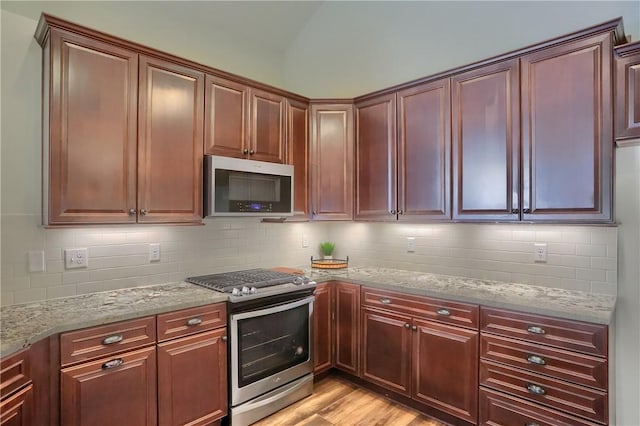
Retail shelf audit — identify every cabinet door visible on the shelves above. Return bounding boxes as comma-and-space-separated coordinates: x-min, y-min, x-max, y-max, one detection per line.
138, 56, 204, 223
452, 59, 520, 221
313, 283, 334, 374
309, 103, 355, 220
157, 329, 227, 426
355, 94, 397, 221
412, 319, 478, 424
615, 42, 640, 143
249, 88, 286, 163
286, 99, 310, 219
204, 75, 249, 158
361, 308, 412, 396
0, 384, 33, 426
60, 347, 157, 426
334, 282, 360, 375
46, 29, 138, 224
398, 79, 452, 221
521, 33, 613, 222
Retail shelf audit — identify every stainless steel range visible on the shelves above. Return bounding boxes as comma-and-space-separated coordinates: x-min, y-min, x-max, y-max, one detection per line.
186, 268, 316, 426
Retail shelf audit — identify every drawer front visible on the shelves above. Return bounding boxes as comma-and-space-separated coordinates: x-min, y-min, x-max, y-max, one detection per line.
480, 387, 600, 426
0, 349, 31, 399
481, 334, 608, 390
480, 360, 607, 423
157, 303, 227, 342
480, 307, 607, 356
61, 316, 156, 366
362, 287, 478, 329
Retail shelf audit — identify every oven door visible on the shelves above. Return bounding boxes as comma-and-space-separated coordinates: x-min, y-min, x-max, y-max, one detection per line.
230, 295, 313, 406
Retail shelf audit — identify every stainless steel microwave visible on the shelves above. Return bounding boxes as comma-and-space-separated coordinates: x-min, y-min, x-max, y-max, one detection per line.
204, 155, 294, 217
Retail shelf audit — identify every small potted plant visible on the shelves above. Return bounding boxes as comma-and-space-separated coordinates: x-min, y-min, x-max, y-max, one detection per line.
319, 241, 335, 260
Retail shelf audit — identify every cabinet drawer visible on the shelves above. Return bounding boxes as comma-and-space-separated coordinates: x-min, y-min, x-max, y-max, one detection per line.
362, 287, 478, 329
480, 387, 600, 426
481, 334, 607, 390
157, 303, 227, 342
480, 307, 607, 356
0, 349, 31, 399
480, 360, 607, 423
60, 316, 156, 366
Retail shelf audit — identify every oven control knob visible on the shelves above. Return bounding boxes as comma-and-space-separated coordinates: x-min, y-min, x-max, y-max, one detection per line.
250, 287, 257, 294
231, 288, 241, 296
241, 286, 251, 295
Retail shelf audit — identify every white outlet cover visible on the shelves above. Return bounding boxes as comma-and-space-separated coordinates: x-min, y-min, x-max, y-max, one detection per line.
407, 237, 416, 253
149, 243, 161, 262
64, 248, 88, 269
534, 243, 548, 262
28, 251, 45, 272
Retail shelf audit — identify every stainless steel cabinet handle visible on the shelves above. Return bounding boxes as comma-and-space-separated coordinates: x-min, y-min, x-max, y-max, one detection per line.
526, 383, 546, 396
526, 354, 546, 365
523, 208, 531, 214
390, 210, 396, 215
186, 317, 202, 326
411, 325, 417, 331
243, 149, 249, 154
221, 335, 227, 341
512, 208, 519, 214
249, 149, 255, 155
398, 210, 404, 215
404, 323, 410, 329
436, 308, 451, 316
380, 298, 392, 304
102, 358, 124, 370
312, 211, 317, 215
102, 334, 123, 345
140, 209, 147, 216
527, 325, 546, 335
128, 208, 136, 216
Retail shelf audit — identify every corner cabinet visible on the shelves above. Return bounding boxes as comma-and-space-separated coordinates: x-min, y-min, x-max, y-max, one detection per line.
614, 41, 640, 145
37, 19, 204, 225
286, 99, 310, 219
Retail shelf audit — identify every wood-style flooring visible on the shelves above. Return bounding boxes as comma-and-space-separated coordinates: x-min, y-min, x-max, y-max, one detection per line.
252, 375, 446, 426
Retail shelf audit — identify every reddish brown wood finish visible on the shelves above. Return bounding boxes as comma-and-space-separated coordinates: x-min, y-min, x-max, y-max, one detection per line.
452, 59, 520, 221
521, 33, 613, 222
361, 287, 479, 329
313, 283, 334, 375
29, 339, 53, 426
480, 307, 608, 357
157, 328, 227, 426
355, 93, 397, 221
45, 28, 138, 225
0, 349, 33, 426
138, 55, 204, 223
0, 384, 33, 426
157, 303, 227, 343
334, 282, 360, 375
481, 333, 608, 389
309, 102, 355, 220
397, 78, 452, 221
0, 350, 30, 399
286, 99, 310, 219
60, 316, 156, 366
480, 360, 607, 423
480, 387, 601, 426
250, 88, 286, 163
204, 75, 249, 158
615, 41, 640, 144
413, 319, 478, 424
60, 346, 157, 426
361, 307, 412, 396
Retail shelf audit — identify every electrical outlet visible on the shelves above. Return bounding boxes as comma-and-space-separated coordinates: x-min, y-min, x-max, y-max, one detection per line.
28, 251, 45, 272
302, 234, 309, 248
149, 243, 161, 262
64, 248, 88, 269
534, 243, 547, 262
407, 237, 416, 253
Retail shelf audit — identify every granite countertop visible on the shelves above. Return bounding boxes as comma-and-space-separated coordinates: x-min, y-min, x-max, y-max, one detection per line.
0, 267, 616, 358
305, 267, 616, 325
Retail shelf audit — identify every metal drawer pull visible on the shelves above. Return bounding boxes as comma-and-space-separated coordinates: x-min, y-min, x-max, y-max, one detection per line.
102, 358, 124, 370
526, 354, 546, 365
102, 334, 123, 345
526, 383, 546, 396
524, 423, 541, 426
380, 298, 392, 304
527, 325, 546, 335
186, 317, 203, 326
436, 308, 451, 316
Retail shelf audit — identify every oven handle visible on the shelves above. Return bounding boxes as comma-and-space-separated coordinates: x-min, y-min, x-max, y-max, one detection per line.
231, 296, 315, 321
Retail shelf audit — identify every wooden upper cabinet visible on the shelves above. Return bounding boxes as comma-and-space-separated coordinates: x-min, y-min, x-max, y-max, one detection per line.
286, 99, 310, 219
452, 59, 520, 221
614, 41, 640, 145
44, 28, 139, 225
250, 88, 286, 163
355, 94, 397, 221
204, 75, 249, 158
398, 79, 452, 221
309, 102, 355, 220
138, 56, 204, 223
521, 33, 613, 222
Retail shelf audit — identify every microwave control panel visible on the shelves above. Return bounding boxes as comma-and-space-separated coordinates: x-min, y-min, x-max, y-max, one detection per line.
232, 202, 273, 212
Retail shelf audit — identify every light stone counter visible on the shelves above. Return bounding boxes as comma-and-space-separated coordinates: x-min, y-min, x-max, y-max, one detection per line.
305, 267, 616, 325
0, 282, 228, 358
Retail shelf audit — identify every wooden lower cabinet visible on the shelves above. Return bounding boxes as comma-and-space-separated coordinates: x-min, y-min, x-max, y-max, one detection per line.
60, 346, 157, 426
157, 328, 227, 426
313, 283, 334, 374
334, 282, 360, 375
0, 385, 33, 426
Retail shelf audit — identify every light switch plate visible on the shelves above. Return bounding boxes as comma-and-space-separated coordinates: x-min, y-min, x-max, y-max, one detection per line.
302, 234, 309, 248
149, 243, 161, 262
407, 237, 416, 253
64, 248, 88, 269
534, 243, 547, 262
28, 251, 45, 272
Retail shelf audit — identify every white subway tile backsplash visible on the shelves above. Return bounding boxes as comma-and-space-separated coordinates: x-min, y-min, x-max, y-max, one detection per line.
591, 257, 617, 270
14, 287, 47, 304
47, 284, 78, 300
576, 244, 607, 257
590, 281, 617, 295
577, 268, 607, 282
29, 273, 62, 288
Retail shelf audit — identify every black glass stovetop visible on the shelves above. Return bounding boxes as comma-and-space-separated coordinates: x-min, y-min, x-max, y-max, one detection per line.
186, 268, 300, 293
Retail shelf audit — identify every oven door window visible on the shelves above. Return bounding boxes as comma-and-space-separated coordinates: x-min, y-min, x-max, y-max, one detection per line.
237, 303, 309, 388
